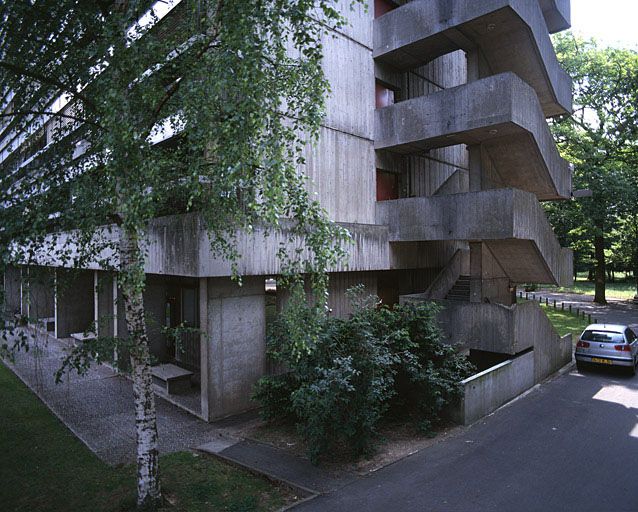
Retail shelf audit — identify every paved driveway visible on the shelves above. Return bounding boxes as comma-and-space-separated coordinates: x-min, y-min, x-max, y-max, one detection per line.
296, 295, 638, 512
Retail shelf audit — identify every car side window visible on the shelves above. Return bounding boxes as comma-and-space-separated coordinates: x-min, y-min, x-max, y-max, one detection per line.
627, 329, 637, 342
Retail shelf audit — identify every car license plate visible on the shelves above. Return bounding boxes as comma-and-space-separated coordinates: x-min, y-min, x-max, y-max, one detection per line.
591, 357, 612, 365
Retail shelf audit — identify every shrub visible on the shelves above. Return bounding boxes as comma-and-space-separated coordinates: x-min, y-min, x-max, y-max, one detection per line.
252, 285, 475, 463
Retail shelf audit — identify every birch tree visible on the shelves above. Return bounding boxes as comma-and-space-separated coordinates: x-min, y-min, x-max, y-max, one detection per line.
0, 0, 351, 507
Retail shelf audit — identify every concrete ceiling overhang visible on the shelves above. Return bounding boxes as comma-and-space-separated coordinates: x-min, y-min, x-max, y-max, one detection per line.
374, 72, 571, 201
375, 188, 571, 285
373, 0, 572, 117
538, 0, 571, 33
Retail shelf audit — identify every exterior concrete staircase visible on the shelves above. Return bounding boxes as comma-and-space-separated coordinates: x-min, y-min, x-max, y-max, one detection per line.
445, 275, 470, 301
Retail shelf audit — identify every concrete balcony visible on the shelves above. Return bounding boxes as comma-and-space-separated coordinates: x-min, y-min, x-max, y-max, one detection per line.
538, 0, 571, 33
376, 188, 573, 286
375, 73, 571, 200
373, 0, 571, 117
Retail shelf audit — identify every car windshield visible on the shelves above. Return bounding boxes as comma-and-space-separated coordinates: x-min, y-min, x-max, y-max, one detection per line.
581, 330, 625, 343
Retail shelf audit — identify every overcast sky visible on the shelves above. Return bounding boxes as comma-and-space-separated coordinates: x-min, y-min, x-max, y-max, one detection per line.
570, 0, 638, 49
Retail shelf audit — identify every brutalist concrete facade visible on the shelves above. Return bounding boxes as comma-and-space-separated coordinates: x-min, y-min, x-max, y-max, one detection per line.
2, 0, 574, 421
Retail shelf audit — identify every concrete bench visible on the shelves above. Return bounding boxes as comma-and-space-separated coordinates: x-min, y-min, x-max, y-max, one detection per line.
70, 331, 97, 343
151, 363, 193, 395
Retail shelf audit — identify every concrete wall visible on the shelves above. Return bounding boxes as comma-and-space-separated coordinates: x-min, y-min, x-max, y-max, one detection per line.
327, 271, 378, 318
373, 0, 571, 116
204, 276, 266, 420
533, 327, 572, 382
449, 350, 535, 426
55, 269, 95, 338
377, 189, 565, 285
375, 73, 571, 200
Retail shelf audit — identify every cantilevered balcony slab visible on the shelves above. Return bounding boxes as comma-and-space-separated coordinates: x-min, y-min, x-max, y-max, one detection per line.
373, 0, 571, 117
538, 0, 571, 33
376, 188, 572, 286
375, 73, 571, 200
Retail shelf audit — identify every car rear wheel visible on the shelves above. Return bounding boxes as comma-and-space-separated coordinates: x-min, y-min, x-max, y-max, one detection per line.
576, 361, 587, 373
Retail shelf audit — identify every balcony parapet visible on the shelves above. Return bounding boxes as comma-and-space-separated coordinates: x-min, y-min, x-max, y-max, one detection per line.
373, 0, 571, 117
538, 0, 571, 33
375, 72, 571, 200
376, 188, 572, 286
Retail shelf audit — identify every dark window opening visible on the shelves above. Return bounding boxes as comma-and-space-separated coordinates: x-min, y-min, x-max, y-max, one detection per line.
374, 0, 398, 18
376, 169, 399, 201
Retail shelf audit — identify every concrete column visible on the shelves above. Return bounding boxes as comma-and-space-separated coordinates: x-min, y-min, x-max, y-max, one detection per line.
468, 145, 482, 192
466, 49, 479, 83
93, 271, 99, 335
199, 277, 210, 420
470, 242, 483, 303
206, 276, 266, 420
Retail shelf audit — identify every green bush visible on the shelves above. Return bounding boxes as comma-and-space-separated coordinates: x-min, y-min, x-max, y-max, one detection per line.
252, 286, 475, 463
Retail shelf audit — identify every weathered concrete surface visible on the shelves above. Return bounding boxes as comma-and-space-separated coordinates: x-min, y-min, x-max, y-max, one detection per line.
377, 188, 572, 285
25, 215, 392, 277
449, 350, 535, 426
375, 73, 571, 200
204, 276, 266, 420
427, 300, 542, 354
538, 0, 571, 33
373, 0, 571, 117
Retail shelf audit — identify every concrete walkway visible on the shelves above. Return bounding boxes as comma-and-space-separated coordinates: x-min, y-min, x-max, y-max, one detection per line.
2, 329, 253, 465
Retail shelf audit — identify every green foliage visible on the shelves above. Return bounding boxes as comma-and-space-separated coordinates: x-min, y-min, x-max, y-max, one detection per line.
546, 33, 638, 289
0, 363, 293, 511
253, 286, 475, 464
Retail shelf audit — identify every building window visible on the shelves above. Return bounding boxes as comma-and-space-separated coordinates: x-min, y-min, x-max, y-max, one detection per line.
375, 81, 395, 108
374, 0, 397, 18
376, 169, 399, 201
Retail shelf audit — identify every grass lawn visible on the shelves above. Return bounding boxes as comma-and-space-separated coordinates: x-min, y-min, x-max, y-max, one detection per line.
517, 298, 588, 343
538, 303, 589, 342
0, 363, 295, 512
548, 275, 637, 300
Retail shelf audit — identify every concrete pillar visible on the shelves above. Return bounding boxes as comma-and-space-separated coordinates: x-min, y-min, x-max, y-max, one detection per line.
199, 277, 210, 420
468, 145, 482, 192
95, 271, 115, 338
470, 242, 483, 303
205, 276, 266, 420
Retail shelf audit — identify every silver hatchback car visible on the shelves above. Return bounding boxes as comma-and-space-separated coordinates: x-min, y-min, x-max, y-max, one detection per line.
575, 324, 638, 375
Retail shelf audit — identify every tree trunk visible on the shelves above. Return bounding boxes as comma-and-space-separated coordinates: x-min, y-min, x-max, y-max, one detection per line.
593, 234, 607, 304
120, 227, 161, 509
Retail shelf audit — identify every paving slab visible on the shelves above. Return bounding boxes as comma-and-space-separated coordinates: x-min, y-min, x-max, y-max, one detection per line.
1, 329, 255, 466
199, 438, 357, 495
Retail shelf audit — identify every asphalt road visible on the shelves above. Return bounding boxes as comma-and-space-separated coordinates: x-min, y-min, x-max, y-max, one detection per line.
297, 299, 638, 512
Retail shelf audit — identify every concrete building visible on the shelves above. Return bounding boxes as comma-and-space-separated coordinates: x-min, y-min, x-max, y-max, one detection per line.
1, 0, 574, 421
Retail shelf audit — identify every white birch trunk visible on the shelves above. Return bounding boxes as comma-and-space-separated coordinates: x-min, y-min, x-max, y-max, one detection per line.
120, 227, 161, 508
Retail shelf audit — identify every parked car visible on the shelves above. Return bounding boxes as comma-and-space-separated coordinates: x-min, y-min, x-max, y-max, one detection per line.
575, 324, 638, 375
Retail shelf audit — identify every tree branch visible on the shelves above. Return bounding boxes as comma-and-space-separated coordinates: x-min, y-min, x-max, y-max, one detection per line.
0, 60, 98, 112
1, 110, 102, 129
